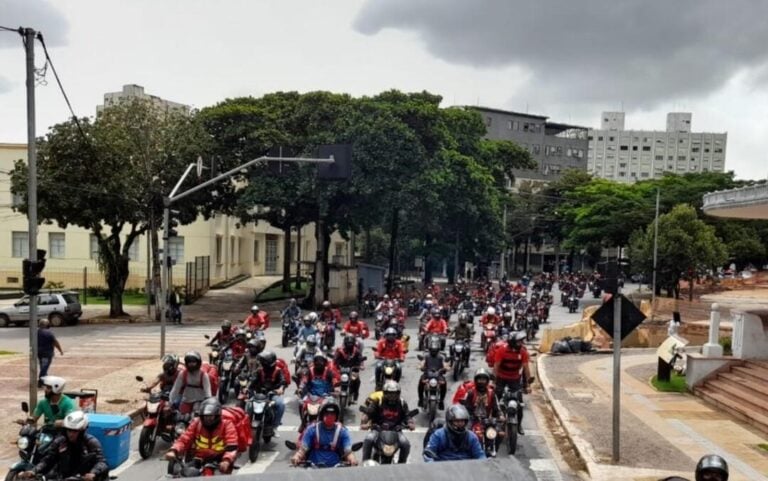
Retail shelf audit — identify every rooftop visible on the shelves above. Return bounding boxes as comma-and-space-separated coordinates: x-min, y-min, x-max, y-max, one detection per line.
468, 105, 548, 121
702, 183, 768, 219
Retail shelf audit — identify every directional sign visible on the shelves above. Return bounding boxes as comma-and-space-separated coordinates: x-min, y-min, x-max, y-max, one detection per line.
591, 293, 646, 340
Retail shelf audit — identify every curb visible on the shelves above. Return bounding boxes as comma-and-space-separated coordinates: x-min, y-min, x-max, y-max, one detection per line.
536, 353, 599, 477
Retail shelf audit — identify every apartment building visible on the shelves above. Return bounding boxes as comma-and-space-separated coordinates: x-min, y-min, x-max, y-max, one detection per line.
588, 112, 727, 181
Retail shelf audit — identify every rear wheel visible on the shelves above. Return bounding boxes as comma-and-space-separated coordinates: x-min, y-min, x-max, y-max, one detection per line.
49, 313, 64, 327
506, 423, 518, 455
5, 469, 21, 481
249, 427, 263, 462
139, 426, 156, 459
453, 361, 461, 382
282, 332, 289, 348
0, 315, 9, 328
427, 400, 437, 424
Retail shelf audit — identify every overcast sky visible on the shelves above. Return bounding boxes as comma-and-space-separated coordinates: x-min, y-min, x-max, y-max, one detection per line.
2, 0, 767, 180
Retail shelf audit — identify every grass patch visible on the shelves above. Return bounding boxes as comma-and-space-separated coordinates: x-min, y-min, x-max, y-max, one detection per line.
0, 350, 18, 355
758, 443, 768, 452
84, 292, 148, 306
255, 282, 310, 302
651, 373, 688, 393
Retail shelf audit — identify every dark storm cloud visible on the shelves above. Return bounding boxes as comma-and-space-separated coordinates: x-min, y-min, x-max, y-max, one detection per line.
354, 0, 768, 106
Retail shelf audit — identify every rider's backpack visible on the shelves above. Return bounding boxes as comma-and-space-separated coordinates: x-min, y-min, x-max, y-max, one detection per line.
452, 380, 475, 404
181, 363, 220, 396
222, 406, 251, 452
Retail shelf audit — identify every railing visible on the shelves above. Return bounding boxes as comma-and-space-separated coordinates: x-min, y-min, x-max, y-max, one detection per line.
703, 183, 768, 211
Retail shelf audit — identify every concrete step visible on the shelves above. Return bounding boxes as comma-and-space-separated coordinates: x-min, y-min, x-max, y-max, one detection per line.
718, 372, 768, 399
694, 386, 768, 437
731, 364, 768, 383
706, 377, 768, 413
746, 360, 768, 373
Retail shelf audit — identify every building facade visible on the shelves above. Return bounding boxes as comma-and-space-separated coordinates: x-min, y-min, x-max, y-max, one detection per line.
471, 106, 589, 175
96, 84, 190, 115
588, 112, 727, 182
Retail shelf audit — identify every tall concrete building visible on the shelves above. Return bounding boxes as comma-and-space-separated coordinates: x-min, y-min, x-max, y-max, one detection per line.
588, 112, 727, 181
471, 106, 589, 175
96, 84, 190, 115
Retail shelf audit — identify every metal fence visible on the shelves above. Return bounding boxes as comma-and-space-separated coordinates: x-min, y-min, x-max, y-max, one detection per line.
185, 256, 210, 305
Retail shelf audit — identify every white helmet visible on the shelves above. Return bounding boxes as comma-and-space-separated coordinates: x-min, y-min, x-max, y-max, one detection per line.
308, 312, 318, 322
426, 294, 433, 300
425, 300, 434, 308
487, 307, 496, 316
41, 375, 66, 394
251, 305, 259, 313
63, 410, 89, 431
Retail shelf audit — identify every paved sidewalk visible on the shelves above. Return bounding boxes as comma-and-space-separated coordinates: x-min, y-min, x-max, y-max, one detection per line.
538, 350, 768, 481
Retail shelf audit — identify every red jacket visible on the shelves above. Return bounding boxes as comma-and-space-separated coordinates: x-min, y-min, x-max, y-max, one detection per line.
320, 309, 343, 325
481, 314, 500, 326
171, 417, 239, 464
244, 312, 269, 330
375, 339, 405, 361
424, 318, 448, 334
491, 346, 530, 382
343, 320, 370, 339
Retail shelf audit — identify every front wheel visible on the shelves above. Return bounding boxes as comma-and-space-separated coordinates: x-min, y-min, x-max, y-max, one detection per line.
139, 425, 156, 459
249, 427, 263, 462
453, 361, 461, 382
282, 332, 289, 348
427, 400, 437, 424
218, 377, 230, 403
506, 423, 518, 455
5, 469, 21, 481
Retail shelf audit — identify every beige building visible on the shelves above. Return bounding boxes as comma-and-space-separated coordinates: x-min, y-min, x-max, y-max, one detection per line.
96, 84, 190, 115
0, 142, 352, 290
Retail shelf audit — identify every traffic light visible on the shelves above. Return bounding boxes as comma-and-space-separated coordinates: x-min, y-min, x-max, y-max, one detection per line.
23, 249, 47, 296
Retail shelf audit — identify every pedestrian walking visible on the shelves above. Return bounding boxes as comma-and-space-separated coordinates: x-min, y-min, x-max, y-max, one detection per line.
37, 318, 64, 387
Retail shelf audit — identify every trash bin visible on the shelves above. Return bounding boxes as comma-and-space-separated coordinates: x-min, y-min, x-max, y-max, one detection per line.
63, 389, 98, 412
86, 413, 131, 469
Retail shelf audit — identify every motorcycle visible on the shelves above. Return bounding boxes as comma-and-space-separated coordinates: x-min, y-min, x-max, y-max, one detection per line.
316, 320, 336, 354
568, 294, 579, 314
498, 377, 534, 455
450, 339, 470, 381
373, 313, 386, 341
246, 390, 276, 462
525, 313, 538, 342
361, 407, 419, 464
216, 347, 235, 403
7, 402, 56, 480
362, 299, 377, 318
299, 394, 326, 433
338, 363, 364, 421
417, 357, 445, 424
135, 376, 175, 460
282, 316, 300, 348
481, 323, 497, 351
168, 458, 240, 478
472, 417, 503, 458
373, 355, 400, 391
284, 440, 363, 468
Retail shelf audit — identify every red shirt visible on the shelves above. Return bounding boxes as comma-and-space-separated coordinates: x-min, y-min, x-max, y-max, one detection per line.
375, 339, 405, 361
424, 318, 448, 334
481, 314, 500, 326
492, 346, 529, 381
244, 312, 269, 330
172, 417, 239, 464
343, 320, 370, 339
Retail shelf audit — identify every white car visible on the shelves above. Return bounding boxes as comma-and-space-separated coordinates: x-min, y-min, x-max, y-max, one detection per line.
0, 291, 82, 327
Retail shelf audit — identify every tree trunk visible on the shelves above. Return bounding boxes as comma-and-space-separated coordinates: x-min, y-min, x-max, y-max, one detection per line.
322, 227, 331, 302
101, 236, 129, 317
282, 225, 292, 293
386, 208, 399, 294
451, 231, 459, 285
424, 234, 433, 285
364, 227, 371, 263
150, 214, 161, 320
524, 237, 531, 273
295, 227, 302, 290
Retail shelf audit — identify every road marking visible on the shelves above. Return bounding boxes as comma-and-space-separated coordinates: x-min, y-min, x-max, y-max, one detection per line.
237, 451, 280, 475
528, 458, 563, 481
276, 425, 429, 433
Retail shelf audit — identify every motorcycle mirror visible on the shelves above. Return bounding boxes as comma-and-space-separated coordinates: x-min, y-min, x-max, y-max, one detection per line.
371, 347, 378, 352
528, 376, 536, 384
351, 441, 364, 452
407, 409, 419, 417
21, 401, 29, 413
135, 375, 144, 382
204, 334, 210, 339
361, 356, 368, 361
416, 354, 424, 361
285, 440, 298, 451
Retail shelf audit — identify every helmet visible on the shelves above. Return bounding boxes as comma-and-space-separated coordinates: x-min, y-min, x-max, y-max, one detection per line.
319, 397, 341, 417
199, 398, 222, 430
486, 307, 496, 316
349, 311, 359, 321
428, 337, 441, 354
458, 312, 470, 325
474, 368, 492, 392
425, 300, 434, 308
38, 318, 50, 328
322, 300, 331, 309
235, 327, 247, 339
426, 293, 433, 300
289, 298, 297, 306
303, 315, 313, 326
247, 338, 261, 354
382, 380, 401, 404
251, 305, 259, 313
184, 351, 202, 371
384, 327, 397, 339
308, 312, 319, 322
430, 308, 440, 317
343, 335, 356, 349
507, 332, 525, 350
221, 319, 232, 331
696, 454, 729, 481
162, 354, 179, 375
313, 354, 327, 366
305, 334, 318, 348
41, 376, 66, 394
258, 351, 277, 369
63, 411, 89, 431
445, 404, 470, 435
383, 294, 390, 300
502, 311, 513, 321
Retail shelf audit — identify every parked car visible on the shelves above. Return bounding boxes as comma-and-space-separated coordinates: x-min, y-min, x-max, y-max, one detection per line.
0, 291, 82, 327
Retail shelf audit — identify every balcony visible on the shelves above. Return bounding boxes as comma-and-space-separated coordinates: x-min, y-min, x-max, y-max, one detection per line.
702, 183, 768, 219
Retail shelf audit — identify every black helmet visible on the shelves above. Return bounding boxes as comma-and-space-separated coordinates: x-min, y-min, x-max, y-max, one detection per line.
303, 315, 313, 326
507, 331, 525, 350
247, 338, 261, 354
184, 351, 202, 371
696, 454, 729, 481
349, 311, 359, 320
445, 404, 470, 435
199, 397, 222, 430
235, 327, 247, 339
313, 354, 327, 366
162, 354, 178, 376
343, 335, 356, 349
305, 334, 318, 348
258, 351, 277, 369
221, 320, 232, 332
474, 368, 491, 392
319, 397, 341, 417
502, 311, 513, 321
430, 308, 440, 317
458, 312, 470, 324
428, 337, 441, 354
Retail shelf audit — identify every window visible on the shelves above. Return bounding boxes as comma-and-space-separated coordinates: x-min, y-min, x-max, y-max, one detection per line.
714, 148, 723, 153
523, 123, 530, 132
507, 120, 513, 130
216, 236, 223, 264
618, 172, 626, 177
49, 233, 65, 259
598, 136, 604, 141
668, 155, 673, 160
168, 237, 184, 263
12, 231, 28, 258
229, 236, 236, 264
90, 234, 99, 260
704, 148, 710, 153
620, 145, 628, 151
512, 121, 519, 131
608, 136, 615, 142
335, 242, 344, 256
678, 155, 686, 161
11, 192, 23, 208
632, 145, 638, 151
692, 147, 700, 153
128, 240, 140, 262
655, 155, 664, 161
533, 144, 540, 154
642, 146, 651, 151
640, 172, 650, 178
588, 136, 594, 141
252, 239, 259, 263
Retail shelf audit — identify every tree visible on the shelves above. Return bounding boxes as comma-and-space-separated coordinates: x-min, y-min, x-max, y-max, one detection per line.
629, 204, 727, 298
11, 100, 211, 316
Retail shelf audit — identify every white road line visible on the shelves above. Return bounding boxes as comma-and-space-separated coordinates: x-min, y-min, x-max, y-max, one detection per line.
528, 458, 563, 481
236, 451, 280, 475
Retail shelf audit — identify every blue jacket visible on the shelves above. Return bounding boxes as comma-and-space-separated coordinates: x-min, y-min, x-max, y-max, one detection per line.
424, 427, 486, 462
301, 422, 351, 467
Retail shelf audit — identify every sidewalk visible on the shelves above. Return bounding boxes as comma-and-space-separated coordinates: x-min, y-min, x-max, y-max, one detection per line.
538, 350, 768, 481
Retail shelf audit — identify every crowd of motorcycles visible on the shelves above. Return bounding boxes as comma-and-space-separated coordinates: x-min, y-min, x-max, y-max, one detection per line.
11, 273, 598, 479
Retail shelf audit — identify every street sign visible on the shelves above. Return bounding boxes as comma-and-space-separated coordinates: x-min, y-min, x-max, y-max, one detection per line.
591, 294, 646, 340
317, 144, 352, 180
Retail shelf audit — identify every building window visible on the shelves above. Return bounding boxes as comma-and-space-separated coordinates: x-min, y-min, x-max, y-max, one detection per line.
11, 192, 23, 208
90, 234, 99, 260
533, 144, 540, 154
641, 172, 650, 178
655, 155, 664, 161
216, 236, 223, 264
618, 172, 626, 177
128, 239, 140, 262
588, 136, 594, 141
522, 123, 529, 132
252, 239, 259, 263
608, 136, 615, 142
168, 237, 184, 263
620, 145, 628, 151
512, 121, 519, 131
507, 120, 513, 130
668, 155, 673, 161
692, 147, 700, 153
632, 146, 638, 151
642, 146, 651, 151
12, 231, 28, 258
714, 148, 723, 153
678, 155, 686, 161
230, 236, 236, 265
49, 233, 65, 259
704, 148, 710, 153
598, 136, 604, 141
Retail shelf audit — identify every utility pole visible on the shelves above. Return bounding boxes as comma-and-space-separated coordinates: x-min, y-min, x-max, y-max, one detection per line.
651, 188, 660, 320
500, 204, 507, 279
24, 27, 39, 408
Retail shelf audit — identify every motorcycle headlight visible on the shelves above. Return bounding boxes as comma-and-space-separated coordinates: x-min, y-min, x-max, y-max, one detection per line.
507, 400, 518, 411
17, 436, 30, 450
211, 351, 219, 359
254, 402, 265, 414
485, 427, 497, 440
428, 378, 438, 387
239, 379, 248, 387
223, 361, 233, 369
455, 344, 463, 352
308, 404, 320, 415
341, 373, 350, 382
382, 444, 397, 457
147, 401, 160, 414
384, 367, 394, 375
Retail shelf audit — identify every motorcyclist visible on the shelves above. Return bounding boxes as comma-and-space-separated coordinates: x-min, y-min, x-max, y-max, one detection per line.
694, 454, 729, 481
299, 354, 340, 398
319, 300, 342, 326
488, 331, 531, 435
207, 320, 234, 347
418, 299, 435, 325
497, 311, 514, 337
333, 335, 365, 402
360, 380, 415, 464
166, 398, 238, 475
281, 298, 302, 322
296, 315, 319, 351
244, 305, 270, 331
423, 404, 486, 462
452, 312, 474, 341
295, 334, 321, 375
460, 369, 502, 426
291, 398, 357, 467
229, 328, 248, 360
248, 351, 287, 430
418, 337, 449, 410
21, 411, 108, 481
142, 354, 180, 393
424, 308, 448, 335
480, 306, 500, 326
375, 294, 392, 313
170, 351, 212, 414
17, 375, 75, 428
342, 311, 370, 341
374, 328, 405, 386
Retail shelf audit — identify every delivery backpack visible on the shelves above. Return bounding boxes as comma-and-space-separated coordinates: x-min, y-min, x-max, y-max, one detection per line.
222, 406, 252, 452
181, 363, 220, 397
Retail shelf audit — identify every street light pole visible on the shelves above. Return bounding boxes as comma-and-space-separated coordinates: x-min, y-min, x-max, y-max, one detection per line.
651, 188, 660, 319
